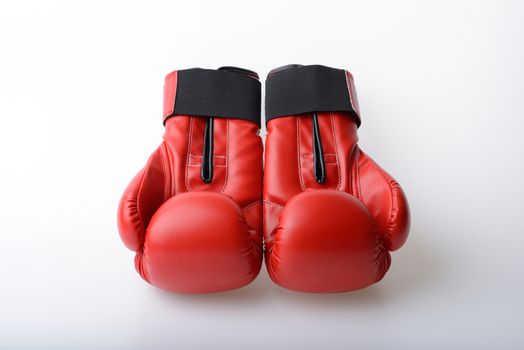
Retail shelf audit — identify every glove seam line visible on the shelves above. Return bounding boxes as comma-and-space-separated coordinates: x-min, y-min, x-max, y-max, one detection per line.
329, 112, 342, 190
296, 115, 306, 191
348, 144, 358, 196
262, 200, 284, 209
354, 148, 363, 199
220, 118, 230, 193
167, 141, 176, 197
160, 142, 173, 199
184, 116, 195, 192
242, 200, 262, 212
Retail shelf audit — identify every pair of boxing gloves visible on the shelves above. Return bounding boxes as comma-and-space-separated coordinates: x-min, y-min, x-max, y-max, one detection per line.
117, 65, 410, 293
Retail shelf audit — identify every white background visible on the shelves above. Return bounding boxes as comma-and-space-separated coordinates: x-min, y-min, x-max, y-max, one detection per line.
1, 0, 523, 348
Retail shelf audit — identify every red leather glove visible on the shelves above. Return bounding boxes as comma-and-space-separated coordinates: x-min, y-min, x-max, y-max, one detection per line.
118, 67, 263, 293
263, 65, 410, 292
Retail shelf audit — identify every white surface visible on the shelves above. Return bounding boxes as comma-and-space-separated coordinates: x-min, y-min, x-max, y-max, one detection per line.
1, 0, 523, 348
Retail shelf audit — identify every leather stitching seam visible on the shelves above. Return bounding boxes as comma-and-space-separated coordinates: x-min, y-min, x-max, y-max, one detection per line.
329, 112, 342, 190
354, 148, 362, 199
220, 118, 230, 193
348, 143, 358, 196
242, 200, 262, 212
297, 116, 306, 191
263, 200, 284, 209
185, 116, 194, 192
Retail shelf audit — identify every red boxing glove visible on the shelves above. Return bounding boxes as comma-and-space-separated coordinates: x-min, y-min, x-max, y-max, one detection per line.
118, 67, 263, 293
263, 65, 410, 292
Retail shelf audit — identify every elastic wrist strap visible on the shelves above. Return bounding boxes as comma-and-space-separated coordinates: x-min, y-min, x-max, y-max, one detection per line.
163, 68, 261, 127
265, 64, 361, 126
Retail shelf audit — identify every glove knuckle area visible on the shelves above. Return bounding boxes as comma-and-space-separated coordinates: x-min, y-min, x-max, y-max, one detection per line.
267, 190, 387, 292
139, 192, 262, 293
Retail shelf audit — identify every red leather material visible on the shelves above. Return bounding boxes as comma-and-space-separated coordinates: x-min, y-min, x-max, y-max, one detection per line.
267, 190, 389, 292
163, 70, 177, 121
264, 111, 409, 292
118, 149, 165, 252
118, 70, 263, 293
344, 70, 360, 118
141, 192, 261, 293
356, 150, 410, 251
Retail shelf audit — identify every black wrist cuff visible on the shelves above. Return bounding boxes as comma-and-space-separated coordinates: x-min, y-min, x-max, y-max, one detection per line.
265, 64, 361, 126
163, 67, 261, 127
